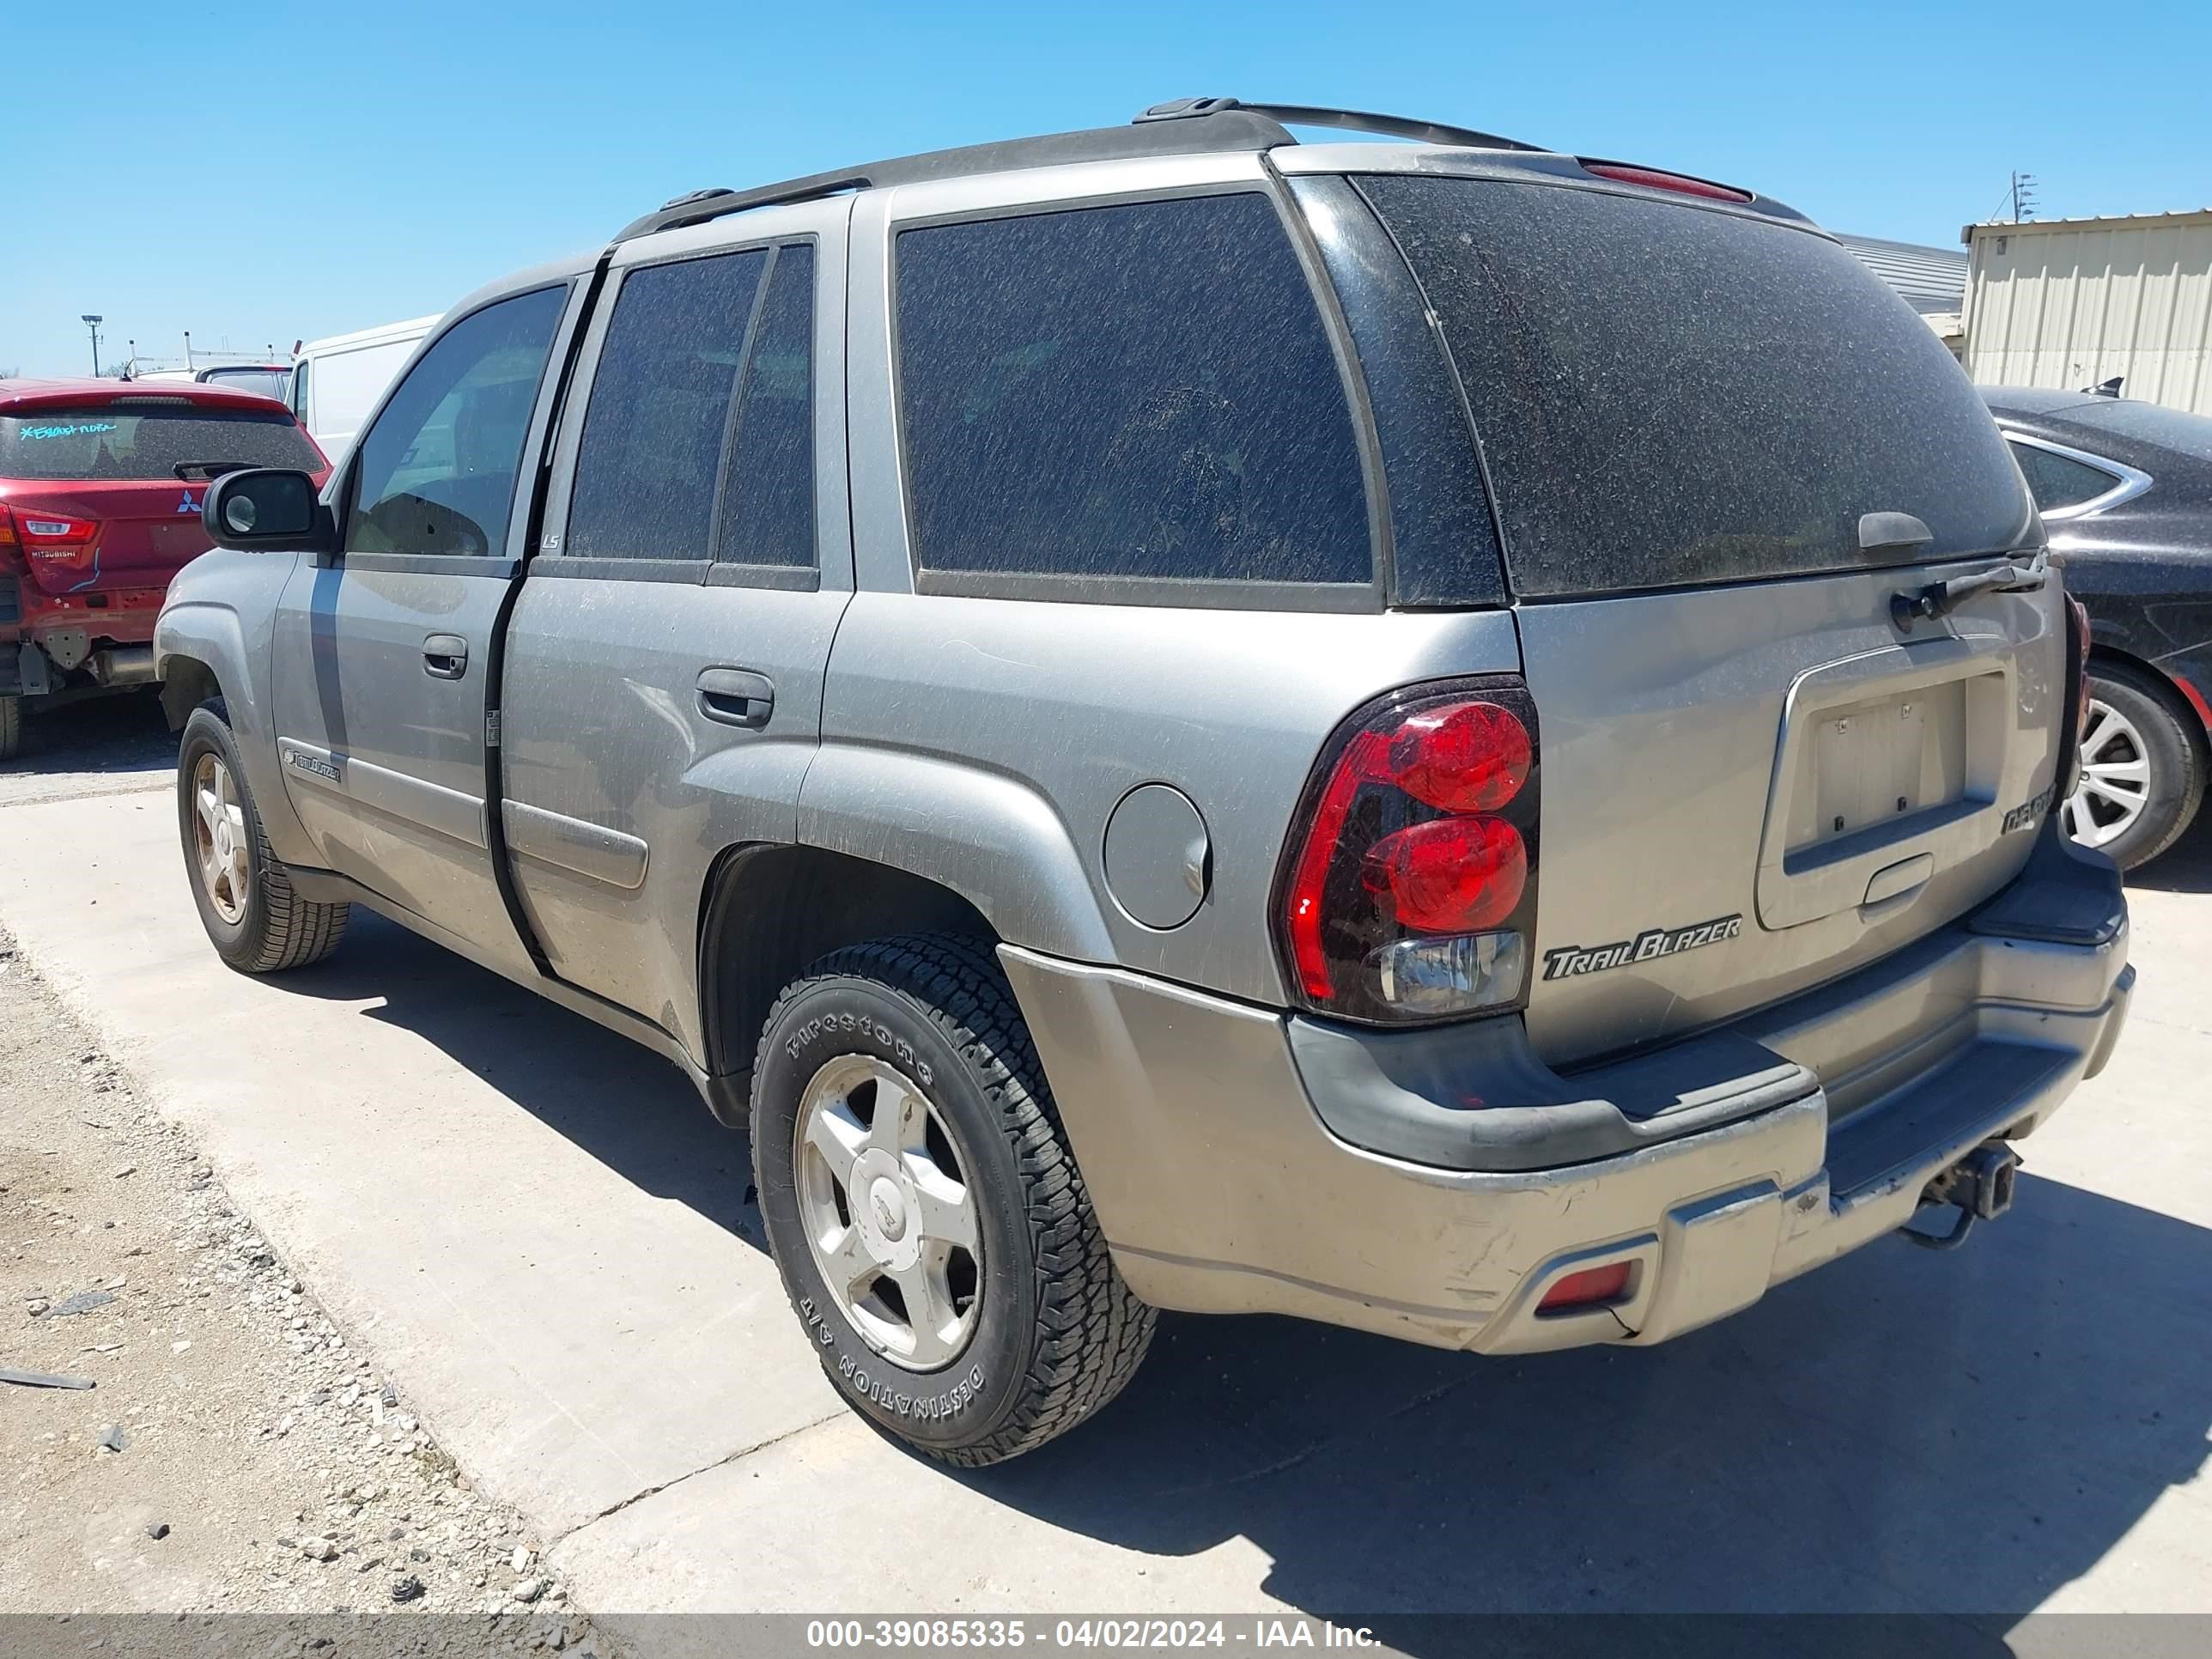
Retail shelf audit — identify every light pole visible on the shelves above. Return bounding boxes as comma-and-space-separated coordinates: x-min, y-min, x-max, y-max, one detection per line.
81, 314, 104, 376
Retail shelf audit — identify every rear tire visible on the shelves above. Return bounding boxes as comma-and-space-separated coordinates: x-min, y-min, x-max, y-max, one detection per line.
751, 933, 1154, 1465
2064, 661, 2205, 871
178, 700, 349, 972
0, 694, 21, 762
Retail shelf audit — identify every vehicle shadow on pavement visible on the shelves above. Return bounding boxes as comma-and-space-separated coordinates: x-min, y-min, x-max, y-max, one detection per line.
275, 908, 769, 1249
2127, 811, 2212, 895
963, 1172, 2210, 1632
257, 903, 2206, 1636
0, 690, 175, 775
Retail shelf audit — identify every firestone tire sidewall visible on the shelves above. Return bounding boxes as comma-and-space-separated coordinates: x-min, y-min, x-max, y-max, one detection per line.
754, 975, 1037, 1455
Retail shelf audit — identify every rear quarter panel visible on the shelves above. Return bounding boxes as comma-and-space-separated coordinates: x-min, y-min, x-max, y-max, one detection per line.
811, 595, 1521, 1004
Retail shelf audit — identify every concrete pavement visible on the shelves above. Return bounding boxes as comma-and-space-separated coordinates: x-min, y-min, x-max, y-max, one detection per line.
1, 700, 2207, 1635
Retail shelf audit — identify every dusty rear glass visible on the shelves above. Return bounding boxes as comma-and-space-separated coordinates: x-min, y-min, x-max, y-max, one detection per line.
1360, 176, 2035, 598
0, 407, 322, 481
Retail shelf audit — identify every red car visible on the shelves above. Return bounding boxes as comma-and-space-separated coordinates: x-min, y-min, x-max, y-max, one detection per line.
0, 379, 328, 758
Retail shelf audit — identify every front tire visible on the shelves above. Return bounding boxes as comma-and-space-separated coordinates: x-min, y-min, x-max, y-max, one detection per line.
751, 934, 1154, 1465
2064, 662, 2205, 870
0, 694, 21, 762
177, 702, 349, 972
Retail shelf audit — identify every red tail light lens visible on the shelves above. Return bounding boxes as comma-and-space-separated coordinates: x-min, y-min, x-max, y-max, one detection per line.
1278, 681, 1540, 1024
2068, 596, 2093, 735
15, 510, 100, 561
0, 507, 16, 551
1363, 815, 1526, 933
1579, 160, 1754, 204
1537, 1261, 1632, 1313
1388, 699, 1531, 812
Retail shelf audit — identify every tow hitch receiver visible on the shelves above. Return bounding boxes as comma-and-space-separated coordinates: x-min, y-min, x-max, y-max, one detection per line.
1900, 1140, 2021, 1251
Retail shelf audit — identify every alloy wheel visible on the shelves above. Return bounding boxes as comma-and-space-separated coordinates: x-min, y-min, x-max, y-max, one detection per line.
793, 1054, 981, 1370
191, 752, 252, 924
2063, 697, 2152, 850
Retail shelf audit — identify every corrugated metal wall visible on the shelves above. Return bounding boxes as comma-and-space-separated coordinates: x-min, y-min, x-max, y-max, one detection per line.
1961, 213, 2212, 415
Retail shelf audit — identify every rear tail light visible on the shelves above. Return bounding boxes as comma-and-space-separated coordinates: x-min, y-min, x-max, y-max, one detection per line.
1277, 679, 1539, 1024
2058, 593, 2094, 805
1578, 160, 1754, 204
1537, 1261, 1632, 1313
13, 510, 100, 562
2067, 596, 2093, 737
0, 507, 15, 554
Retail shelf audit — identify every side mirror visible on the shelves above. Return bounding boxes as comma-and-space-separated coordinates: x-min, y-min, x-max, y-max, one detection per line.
202, 468, 330, 552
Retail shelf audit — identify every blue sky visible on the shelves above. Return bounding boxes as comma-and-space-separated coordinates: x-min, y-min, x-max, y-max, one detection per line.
6, 0, 2206, 377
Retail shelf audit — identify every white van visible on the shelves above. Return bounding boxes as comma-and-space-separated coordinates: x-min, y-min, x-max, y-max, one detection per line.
288, 316, 439, 459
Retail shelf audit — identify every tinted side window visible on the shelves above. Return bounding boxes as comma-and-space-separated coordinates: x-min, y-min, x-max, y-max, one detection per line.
566, 249, 767, 561
895, 193, 1370, 590
290, 359, 310, 422
716, 245, 815, 568
348, 289, 566, 557
2009, 441, 2119, 512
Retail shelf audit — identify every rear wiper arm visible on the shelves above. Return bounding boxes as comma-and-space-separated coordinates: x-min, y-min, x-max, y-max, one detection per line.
173, 461, 250, 482
1891, 549, 2049, 629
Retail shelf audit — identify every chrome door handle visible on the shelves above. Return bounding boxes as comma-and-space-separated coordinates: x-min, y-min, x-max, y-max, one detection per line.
696, 667, 774, 729
423, 634, 469, 679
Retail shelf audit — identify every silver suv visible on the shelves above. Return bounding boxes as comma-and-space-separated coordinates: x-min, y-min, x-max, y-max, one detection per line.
157, 100, 2135, 1464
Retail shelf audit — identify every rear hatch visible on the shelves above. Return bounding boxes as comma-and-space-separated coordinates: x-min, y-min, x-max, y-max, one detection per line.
0, 398, 325, 595
1360, 171, 2058, 1066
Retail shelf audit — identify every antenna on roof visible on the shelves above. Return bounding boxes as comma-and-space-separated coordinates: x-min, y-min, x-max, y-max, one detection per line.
2009, 171, 2039, 222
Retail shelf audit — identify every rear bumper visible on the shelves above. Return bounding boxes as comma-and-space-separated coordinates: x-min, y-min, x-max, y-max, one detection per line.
1002, 823, 2131, 1353
0, 574, 166, 693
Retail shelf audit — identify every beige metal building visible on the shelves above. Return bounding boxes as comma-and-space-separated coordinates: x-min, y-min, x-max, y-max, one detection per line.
1960, 210, 2212, 414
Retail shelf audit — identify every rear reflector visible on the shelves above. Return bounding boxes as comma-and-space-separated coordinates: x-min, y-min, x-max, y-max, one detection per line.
1578, 160, 1754, 204
1537, 1261, 1632, 1312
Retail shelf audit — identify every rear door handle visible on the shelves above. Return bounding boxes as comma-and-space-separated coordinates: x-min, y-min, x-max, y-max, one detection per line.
696, 667, 774, 729
423, 634, 469, 679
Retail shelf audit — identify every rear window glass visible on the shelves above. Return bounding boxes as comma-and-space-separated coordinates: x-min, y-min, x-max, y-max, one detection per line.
894, 192, 1371, 592
1360, 176, 2034, 597
0, 405, 321, 482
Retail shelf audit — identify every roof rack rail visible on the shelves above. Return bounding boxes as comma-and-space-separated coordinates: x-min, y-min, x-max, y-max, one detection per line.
614, 105, 1296, 242
1134, 96, 1546, 155
613, 97, 1547, 242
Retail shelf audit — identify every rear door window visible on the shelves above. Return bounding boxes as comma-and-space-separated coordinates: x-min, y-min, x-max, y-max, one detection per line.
715, 243, 815, 570
0, 404, 321, 480
893, 192, 1372, 599
1360, 175, 2034, 598
565, 247, 768, 562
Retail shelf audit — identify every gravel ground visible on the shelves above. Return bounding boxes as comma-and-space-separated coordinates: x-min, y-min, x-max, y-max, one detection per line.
0, 925, 616, 1656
